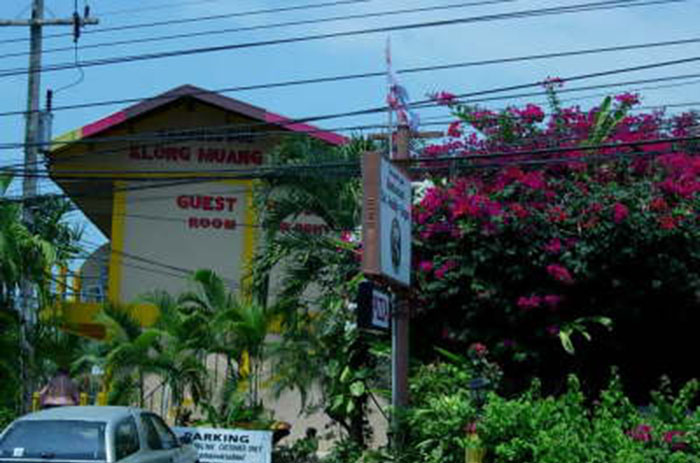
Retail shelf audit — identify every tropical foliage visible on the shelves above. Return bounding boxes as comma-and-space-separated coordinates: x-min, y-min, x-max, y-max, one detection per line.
0, 171, 79, 412
252, 135, 385, 446
375, 353, 700, 463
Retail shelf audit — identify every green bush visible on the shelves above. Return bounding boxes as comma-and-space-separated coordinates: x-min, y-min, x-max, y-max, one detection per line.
393, 360, 699, 463
479, 375, 698, 463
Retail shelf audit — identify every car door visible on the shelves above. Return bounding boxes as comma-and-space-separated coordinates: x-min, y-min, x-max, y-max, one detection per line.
113, 416, 142, 463
143, 414, 193, 463
135, 413, 171, 463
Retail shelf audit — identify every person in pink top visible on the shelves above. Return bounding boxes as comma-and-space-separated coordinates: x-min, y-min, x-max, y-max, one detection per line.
38, 368, 80, 408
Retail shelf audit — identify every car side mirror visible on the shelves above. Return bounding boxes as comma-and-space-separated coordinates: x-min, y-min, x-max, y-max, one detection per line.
179, 434, 192, 445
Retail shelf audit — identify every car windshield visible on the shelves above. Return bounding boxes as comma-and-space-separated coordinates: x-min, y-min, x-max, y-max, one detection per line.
0, 420, 106, 461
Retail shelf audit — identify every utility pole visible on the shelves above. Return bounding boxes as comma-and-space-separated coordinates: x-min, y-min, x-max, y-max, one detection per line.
391, 124, 411, 433
1, 0, 98, 412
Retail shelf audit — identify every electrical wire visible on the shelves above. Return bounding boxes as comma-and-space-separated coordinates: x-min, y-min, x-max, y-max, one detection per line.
0, 0, 686, 78
0, 0, 520, 60
2, 135, 697, 191
0, 0, 374, 45
99, 0, 229, 17
3, 56, 700, 157
76, 237, 241, 286
3, 33, 700, 119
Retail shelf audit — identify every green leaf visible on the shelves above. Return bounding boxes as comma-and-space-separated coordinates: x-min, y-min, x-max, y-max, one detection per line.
559, 331, 575, 355
330, 395, 345, 413
349, 381, 365, 397
339, 366, 352, 384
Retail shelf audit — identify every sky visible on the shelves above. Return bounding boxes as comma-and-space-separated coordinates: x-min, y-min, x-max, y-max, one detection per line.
0, 0, 699, 250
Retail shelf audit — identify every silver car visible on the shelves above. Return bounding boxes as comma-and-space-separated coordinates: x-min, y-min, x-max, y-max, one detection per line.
0, 407, 198, 463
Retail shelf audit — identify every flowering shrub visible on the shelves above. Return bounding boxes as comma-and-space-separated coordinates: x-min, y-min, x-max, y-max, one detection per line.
394, 360, 699, 463
412, 85, 700, 397
476, 374, 700, 463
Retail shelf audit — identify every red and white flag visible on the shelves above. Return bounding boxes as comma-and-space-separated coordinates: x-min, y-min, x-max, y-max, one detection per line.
385, 37, 419, 131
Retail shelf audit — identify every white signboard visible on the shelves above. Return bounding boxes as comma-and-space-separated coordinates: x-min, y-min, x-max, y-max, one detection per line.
378, 157, 412, 286
173, 427, 271, 463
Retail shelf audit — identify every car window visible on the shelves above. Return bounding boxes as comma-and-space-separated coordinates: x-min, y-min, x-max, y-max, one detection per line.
139, 415, 162, 450
114, 417, 140, 461
0, 420, 106, 461
145, 415, 179, 450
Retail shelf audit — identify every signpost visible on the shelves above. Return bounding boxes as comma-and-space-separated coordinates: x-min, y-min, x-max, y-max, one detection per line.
173, 427, 272, 463
361, 128, 413, 446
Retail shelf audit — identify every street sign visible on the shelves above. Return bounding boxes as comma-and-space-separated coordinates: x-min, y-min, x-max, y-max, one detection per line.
173, 426, 271, 463
362, 152, 412, 287
357, 281, 392, 332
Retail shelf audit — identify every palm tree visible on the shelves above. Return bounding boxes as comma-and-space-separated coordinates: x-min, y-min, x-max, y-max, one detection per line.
81, 303, 161, 406
0, 171, 69, 411
251, 135, 379, 446
142, 290, 209, 424
177, 270, 270, 420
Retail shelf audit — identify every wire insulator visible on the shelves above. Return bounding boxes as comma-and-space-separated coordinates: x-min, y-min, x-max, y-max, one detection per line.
73, 11, 81, 43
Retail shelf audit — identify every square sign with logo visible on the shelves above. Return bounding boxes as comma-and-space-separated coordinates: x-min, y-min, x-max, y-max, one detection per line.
362, 152, 412, 287
357, 281, 392, 332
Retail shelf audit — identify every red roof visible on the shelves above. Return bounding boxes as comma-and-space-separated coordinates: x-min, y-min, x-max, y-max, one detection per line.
62, 84, 347, 146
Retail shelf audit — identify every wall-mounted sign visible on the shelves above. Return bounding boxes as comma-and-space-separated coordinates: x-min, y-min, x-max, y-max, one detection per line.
173, 427, 271, 463
357, 281, 392, 332
362, 152, 412, 287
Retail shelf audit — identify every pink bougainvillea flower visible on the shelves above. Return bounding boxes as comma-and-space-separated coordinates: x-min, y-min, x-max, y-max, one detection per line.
588, 202, 603, 214
614, 92, 641, 106
518, 103, 545, 123
544, 294, 562, 309
464, 422, 478, 434
340, 230, 355, 243
544, 238, 562, 254
542, 76, 564, 88
519, 171, 546, 190
547, 206, 568, 224
547, 264, 574, 284
432, 91, 457, 105
663, 430, 687, 451
447, 121, 462, 138
627, 424, 653, 442
659, 215, 677, 230
418, 260, 434, 273
435, 260, 457, 279
509, 203, 529, 219
517, 295, 541, 310
612, 202, 629, 224
469, 342, 488, 357
649, 197, 669, 212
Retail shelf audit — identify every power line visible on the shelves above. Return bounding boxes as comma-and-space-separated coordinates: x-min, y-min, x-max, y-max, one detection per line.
426, 72, 700, 107
2, 135, 697, 189
2, 56, 699, 157
0, 0, 686, 78
0, 0, 519, 60
2, 33, 699, 119
1, 56, 697, 179
0, 0, 373, 45
0, 75, 696, 186
98, 0, 228, 17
